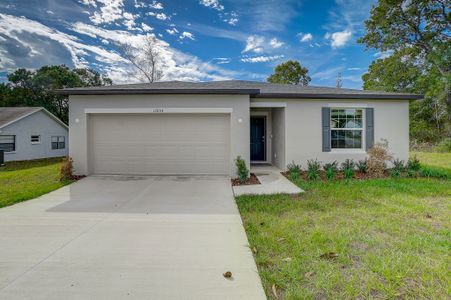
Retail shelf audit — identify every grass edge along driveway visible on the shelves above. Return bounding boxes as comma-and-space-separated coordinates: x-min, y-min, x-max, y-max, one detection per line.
0, 157, 73, 208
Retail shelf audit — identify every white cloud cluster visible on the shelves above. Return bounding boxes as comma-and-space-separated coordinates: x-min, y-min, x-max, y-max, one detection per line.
242, 35, 284, 54
89, 0, 125, 24
373, 50, 393, 59
298, 32, 312, 42
212, 57, 231, 64
199, 0, 224, 11
325, 30, 352, 48
166, 28, 178, 35
134, 0, 163, 9
146, 12, 169, 21
0, 14, 237, 84
180, 31, 195, 40
241, 55, 284, 63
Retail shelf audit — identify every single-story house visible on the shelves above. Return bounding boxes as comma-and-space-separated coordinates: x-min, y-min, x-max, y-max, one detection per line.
0, 107, 68, 162
59, 80, 421, 176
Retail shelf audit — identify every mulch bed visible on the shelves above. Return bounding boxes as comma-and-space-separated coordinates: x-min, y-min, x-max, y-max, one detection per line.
231, 173, 261, 186
281, 171, 389, 181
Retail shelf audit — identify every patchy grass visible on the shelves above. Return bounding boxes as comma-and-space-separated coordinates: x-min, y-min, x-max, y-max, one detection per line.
237, 155, 451, 299
0, 157, 72, 208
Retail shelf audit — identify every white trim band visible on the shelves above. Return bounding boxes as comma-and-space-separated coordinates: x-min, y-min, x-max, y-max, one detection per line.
328, 103, 368, 108
84, 108, 233, 114
250, 102, 287, 108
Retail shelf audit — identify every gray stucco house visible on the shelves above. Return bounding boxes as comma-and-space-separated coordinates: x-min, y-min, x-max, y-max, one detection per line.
60, 80, 421, 176
0, 107, 68, 162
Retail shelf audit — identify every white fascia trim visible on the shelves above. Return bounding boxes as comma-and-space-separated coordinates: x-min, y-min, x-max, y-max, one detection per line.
84, 108, 233, 114
328, 103, 368, 108
250, 102, 287, 108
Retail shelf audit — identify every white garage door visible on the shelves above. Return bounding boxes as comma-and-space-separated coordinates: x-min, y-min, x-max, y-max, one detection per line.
89, 113, 230, 175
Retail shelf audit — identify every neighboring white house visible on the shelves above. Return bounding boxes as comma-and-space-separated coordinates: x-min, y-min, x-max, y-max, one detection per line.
60, 80, 421, 176
0, 107, 68, 162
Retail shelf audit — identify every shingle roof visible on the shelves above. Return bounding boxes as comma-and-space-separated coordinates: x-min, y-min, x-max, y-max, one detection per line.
0, 107, 68, 129
58, 80, 422, 100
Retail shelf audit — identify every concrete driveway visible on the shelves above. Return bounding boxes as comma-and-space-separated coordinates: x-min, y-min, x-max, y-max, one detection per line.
0, 176, 266, 299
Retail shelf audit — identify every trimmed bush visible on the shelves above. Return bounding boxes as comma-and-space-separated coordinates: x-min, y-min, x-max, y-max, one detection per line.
306, 159, 321, 181
287, 161, 301, 180
341, 159, 355, 180
323, 161, 338, 180
407, 156, 421, 172
235, 156, 249, 183
357, 159, 368, 173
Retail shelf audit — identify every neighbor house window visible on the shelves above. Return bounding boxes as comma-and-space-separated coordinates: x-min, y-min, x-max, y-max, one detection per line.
331, 108, 363, 149
31, 135, 41, 144
51, 136, 65, 149
0, 135, 15, 152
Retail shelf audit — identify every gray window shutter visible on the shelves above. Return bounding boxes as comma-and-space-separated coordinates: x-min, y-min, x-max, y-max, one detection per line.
366, 108, 374, 150
322, 107, 331, 152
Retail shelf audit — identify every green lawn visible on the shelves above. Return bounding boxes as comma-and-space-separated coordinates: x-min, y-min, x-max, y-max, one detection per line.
237, 153, 451, 299
0, 157, 73, 208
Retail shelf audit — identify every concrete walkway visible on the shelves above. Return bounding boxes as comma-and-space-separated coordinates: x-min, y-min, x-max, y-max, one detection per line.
0, 176, 266, 300
233, 165, 303, 196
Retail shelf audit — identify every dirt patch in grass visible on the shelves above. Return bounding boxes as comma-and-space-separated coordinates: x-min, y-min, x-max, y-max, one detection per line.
231, 173, 261, 186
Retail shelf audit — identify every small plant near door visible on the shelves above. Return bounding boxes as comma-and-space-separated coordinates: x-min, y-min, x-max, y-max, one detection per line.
60, 156, 74, 182
287, 161, 301, 180
341, 159, 355, 180
235, 156, 249, 183
323, 161, 338, 180
306, 159, 321, 181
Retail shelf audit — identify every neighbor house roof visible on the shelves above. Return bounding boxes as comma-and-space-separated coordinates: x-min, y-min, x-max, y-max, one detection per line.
0, 107, 68, 130
58, 80, 422, 100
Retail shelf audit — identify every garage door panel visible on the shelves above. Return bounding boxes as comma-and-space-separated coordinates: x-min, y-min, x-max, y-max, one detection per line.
89, 114, 230, 175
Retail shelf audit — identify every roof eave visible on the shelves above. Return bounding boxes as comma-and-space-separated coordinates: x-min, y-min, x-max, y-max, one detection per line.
57, 88, 260, 96
253, 93, 423, 100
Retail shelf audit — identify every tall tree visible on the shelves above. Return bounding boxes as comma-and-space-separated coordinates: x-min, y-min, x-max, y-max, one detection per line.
117, 36, 163, 83
267, 60, 311, 86
358, 0, 450, 105
0, 65, 112, 124
359, 0, 451, 143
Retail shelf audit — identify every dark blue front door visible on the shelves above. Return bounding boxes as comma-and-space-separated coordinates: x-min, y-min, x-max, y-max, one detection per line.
250, 117, 265, 161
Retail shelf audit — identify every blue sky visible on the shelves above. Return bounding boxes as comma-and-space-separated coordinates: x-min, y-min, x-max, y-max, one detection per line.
0, 0, 388, 88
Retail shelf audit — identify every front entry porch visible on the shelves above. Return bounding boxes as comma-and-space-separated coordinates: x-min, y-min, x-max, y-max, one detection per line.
249, 105, 285, 170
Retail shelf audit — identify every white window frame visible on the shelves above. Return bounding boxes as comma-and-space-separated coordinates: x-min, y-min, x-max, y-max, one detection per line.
330, 108, 365, 152
0, 135, 16, 153
51, 136, 65, 150
31, 135, 41, 144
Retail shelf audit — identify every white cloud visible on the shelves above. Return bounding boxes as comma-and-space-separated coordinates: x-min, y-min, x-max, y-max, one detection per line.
311, 66, 343, 80
269, 38, 284, 49
147, 12, 169, 20
347, 67, 361, 71
149, 1, 164, 9
241, 55, 284, 63
199, 0, 224, 11
166, 28, 178, 35
325, 30, 352, 48
212, 57, 231, 64
79, 0, 97, 7
373, 50, 393, 59
89, 0, 125, 24
298, 33, 312, 42
180, 31, 195, 40
141, 23, 153, 32
242, 35, 265, 53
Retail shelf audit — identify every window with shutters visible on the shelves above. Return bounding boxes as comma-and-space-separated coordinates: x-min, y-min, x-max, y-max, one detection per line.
330, 108, 364, 149
51, 136, 65, 150
0, 135, 16, 152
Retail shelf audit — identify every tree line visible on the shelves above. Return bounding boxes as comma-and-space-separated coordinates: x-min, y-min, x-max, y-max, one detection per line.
0, 66, 113, 124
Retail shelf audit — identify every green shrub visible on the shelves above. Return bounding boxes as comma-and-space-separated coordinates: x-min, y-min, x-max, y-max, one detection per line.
341, 159, 355, 180
235, 156, 249, 183
306, 159, 321, 181
392, 159, 406, 172
390, 168, 402, 178
407, 156, 421, 172
323, 161, 338, 180
357, 159, 368, 173
287, 161, 301, 180
436, 138, 451, 153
